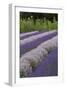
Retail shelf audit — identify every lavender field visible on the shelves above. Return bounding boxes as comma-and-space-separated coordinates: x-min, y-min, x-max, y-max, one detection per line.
20, 30, 58, 78
20, 12, 58, 78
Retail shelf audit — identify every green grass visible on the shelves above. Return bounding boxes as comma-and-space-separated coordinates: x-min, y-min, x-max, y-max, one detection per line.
20, 17, 58, 33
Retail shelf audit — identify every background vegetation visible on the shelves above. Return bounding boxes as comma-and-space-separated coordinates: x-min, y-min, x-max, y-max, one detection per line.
20, 12, 58, 33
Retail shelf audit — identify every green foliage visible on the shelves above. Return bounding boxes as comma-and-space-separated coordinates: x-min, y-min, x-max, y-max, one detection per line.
20, 17, 58, 33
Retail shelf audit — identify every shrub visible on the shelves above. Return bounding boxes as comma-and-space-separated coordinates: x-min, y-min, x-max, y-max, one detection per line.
20, 17, 58, 33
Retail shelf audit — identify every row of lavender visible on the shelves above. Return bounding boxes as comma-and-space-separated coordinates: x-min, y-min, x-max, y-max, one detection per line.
28, 48, 58, 77
20, 31, 40, 40
20, 30, 57, 56
20, 30, 58, 77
